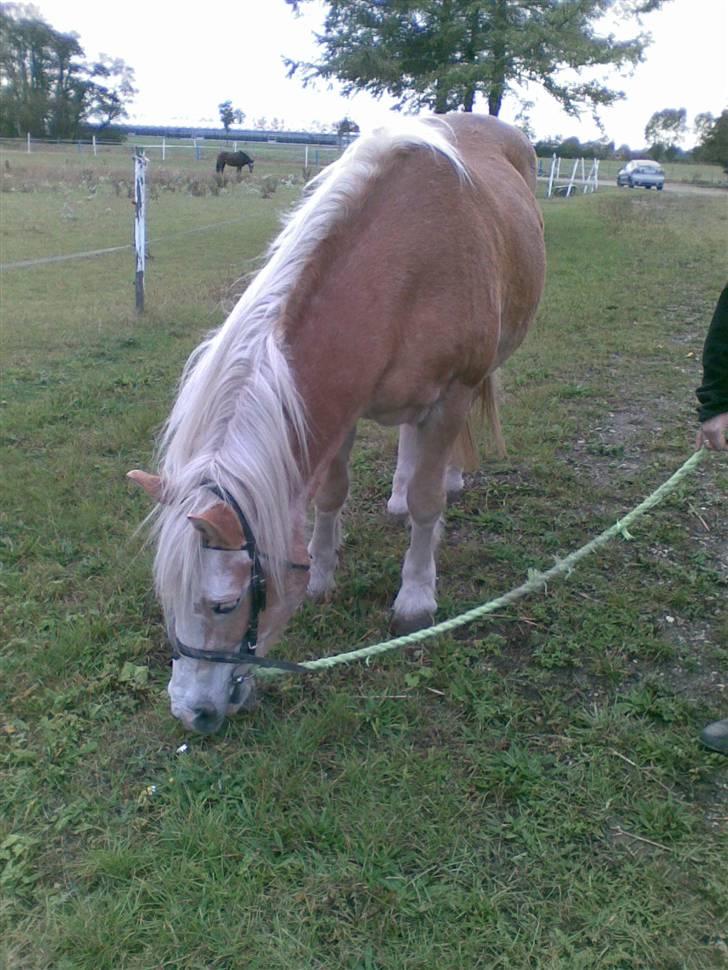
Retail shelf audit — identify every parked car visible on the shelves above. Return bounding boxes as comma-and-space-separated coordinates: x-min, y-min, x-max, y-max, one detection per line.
616, 160, 665, 190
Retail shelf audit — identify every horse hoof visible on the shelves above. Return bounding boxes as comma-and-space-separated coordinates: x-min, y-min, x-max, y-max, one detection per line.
390, 611, 434, 637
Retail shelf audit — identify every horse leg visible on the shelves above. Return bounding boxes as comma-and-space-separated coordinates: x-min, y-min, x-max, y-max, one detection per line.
388, 423, 467, 517
445, 464, 465, 499
391, 389, 473, 635
387, 423, 417, 518
307, 427, 357, 601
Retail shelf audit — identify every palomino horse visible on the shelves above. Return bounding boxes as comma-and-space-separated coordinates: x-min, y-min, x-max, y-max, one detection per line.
215, 150, 254, 175
129, 114, 545, 735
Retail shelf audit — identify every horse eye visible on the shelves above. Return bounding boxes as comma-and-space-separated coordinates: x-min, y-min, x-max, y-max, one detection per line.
211, 598, 241, 615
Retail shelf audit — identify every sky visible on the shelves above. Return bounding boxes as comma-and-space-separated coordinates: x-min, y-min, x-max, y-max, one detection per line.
27, 0, 728, 148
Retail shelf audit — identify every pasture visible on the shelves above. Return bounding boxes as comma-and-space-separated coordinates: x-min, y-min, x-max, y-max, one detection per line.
1, 149, 727, 969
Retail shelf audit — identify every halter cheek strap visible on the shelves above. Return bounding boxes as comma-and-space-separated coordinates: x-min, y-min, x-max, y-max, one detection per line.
171, 483, 309, 674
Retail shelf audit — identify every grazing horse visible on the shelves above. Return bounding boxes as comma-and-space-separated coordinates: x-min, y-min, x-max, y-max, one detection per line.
215, 150, 254, 175
129, 114, 545, 735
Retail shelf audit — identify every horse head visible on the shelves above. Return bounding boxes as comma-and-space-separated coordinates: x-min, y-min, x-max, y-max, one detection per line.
128, 470, 310, 734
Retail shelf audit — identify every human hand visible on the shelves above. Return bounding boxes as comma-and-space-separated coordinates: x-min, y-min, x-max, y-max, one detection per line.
696, 412, 728, 451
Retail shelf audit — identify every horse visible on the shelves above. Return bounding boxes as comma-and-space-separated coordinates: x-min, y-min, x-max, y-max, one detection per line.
129, 113, 546, 735
215, 150, 254, 175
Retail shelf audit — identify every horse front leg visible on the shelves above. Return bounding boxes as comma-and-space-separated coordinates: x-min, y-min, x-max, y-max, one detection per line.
307, 427, 357, 601
391, 389, 473, 635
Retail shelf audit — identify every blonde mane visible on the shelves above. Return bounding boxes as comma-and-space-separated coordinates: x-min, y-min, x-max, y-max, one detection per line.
150, 116, 468, 625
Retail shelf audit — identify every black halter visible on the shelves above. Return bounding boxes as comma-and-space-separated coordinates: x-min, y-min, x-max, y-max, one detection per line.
171, 483, 309, 674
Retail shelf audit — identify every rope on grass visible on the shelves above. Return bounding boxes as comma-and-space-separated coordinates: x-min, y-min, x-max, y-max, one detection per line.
258, 448, 710, 678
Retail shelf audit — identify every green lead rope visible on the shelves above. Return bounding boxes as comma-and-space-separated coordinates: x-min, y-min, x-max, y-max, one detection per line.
258, 448, 710, 679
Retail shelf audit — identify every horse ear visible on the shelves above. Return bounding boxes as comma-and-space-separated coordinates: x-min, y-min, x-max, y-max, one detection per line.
127, 470, 165, 502
188, 503, 244, 550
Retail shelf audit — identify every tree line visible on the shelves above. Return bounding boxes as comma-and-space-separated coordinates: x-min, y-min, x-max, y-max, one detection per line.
534, 109, 728, 166
0, 2, 135, 140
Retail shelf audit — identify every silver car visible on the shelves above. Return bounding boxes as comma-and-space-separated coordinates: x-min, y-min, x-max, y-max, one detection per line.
616, 160, 665, 190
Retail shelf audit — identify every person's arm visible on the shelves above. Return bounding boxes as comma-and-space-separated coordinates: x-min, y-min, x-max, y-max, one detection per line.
696, 284, 728, 451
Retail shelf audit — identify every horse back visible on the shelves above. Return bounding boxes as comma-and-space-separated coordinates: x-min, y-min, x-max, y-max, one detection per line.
280, 114, 545, 448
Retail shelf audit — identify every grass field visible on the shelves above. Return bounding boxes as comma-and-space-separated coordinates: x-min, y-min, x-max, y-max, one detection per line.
1, 154, 727, 969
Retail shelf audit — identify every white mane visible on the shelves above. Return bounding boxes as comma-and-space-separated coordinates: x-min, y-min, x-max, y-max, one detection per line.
150, 116, 467, 625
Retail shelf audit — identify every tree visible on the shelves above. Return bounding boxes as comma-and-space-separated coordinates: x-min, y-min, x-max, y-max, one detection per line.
644, 106, 687, 160
694, 109, 728, 169
218, 100, 245, 132
0, 3, 135, 138
285, 0, 669, 120
218, 100, 234, 132
334, 115, 360, 136
693, 111, 714, 142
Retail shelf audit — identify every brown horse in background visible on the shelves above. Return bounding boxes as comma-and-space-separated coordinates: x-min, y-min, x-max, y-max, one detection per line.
130, 113, 546, 734
215, 150, 254, 175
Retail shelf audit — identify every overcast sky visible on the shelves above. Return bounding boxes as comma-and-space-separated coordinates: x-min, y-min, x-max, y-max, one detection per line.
30, 0, 728, 147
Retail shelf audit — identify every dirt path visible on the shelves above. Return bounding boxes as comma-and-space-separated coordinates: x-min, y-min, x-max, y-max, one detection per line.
539, 177, 728, 197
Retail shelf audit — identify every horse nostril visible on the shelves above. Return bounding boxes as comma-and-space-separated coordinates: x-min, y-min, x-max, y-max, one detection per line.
192, 704, 224, 735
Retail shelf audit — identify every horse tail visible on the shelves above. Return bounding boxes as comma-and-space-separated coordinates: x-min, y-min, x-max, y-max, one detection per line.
215, 154, 224, 174
452, 373, 505, 472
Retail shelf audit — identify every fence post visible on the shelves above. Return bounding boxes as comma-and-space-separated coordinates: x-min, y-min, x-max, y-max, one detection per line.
26, 132, 31, 154
547, 153, 557, 198
162, 136, 166, 162
566, 158, 579, 196
133, 149, 148, 314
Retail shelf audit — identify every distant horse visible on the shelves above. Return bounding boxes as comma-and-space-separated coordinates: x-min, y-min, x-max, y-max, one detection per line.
129, 113, 545, 735
215, 150, 254, 175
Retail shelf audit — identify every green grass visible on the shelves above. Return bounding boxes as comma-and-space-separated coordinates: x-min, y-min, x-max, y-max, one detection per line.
1, 161, 727, 969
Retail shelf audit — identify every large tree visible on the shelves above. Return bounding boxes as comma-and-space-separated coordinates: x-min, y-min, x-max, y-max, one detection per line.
693, 109, 728, 170
218, 99, 245, 132
285, 0, 668, 120
644, 106, 686, 159
0, 3, 135, 138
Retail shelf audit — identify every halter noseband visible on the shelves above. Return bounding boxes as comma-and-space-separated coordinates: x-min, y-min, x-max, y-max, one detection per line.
171, 483, 309, 674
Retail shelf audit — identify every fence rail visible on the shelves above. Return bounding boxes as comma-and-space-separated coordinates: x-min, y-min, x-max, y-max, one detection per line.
0, 134, 343, 163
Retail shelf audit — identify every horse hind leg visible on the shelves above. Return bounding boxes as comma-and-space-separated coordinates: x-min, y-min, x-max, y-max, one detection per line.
387, 423, 417, 518
307, 427, 357, 601
391, 388, 473, 635
387, 419, 473, 518
445, 419, 479, 502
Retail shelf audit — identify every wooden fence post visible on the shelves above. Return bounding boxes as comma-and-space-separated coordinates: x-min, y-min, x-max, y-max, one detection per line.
133, 149, 148, 314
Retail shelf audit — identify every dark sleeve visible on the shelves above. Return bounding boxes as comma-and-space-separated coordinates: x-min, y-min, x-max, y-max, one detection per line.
696, 283, 728, 422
